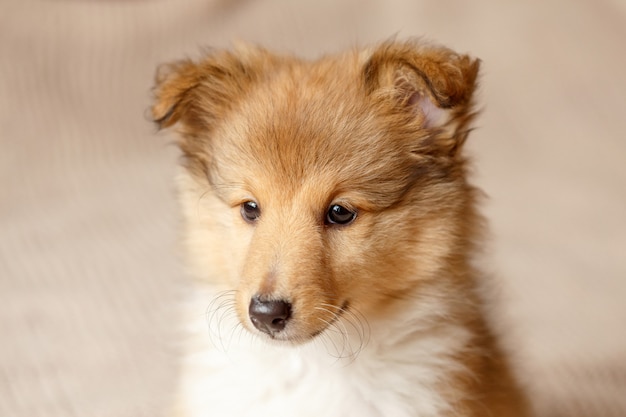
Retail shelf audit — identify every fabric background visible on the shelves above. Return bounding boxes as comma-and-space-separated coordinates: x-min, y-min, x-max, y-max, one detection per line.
1, 1, 625, 416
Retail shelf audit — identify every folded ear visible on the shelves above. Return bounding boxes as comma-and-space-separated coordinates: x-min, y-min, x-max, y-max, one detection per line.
151, 46, 265, 131
363, 40, 480, 155
151, 59, 203, 129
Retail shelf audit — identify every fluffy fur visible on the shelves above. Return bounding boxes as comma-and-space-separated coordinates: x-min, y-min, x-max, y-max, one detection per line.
152, 39, 530, 417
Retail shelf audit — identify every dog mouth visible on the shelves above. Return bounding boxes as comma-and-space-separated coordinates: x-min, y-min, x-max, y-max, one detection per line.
206, 292, 368, 358
248, 298, 351, 343
308, 300, 350, 339
292, 300, 370, 359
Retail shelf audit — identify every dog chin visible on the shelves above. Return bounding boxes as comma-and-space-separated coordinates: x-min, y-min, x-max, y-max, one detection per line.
254, 329, 313, 345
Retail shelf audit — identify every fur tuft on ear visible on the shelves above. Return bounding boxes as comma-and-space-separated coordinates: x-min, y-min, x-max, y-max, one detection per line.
151, 45, 269, 132
363, 40, 480, 154
151, 59, 204, 129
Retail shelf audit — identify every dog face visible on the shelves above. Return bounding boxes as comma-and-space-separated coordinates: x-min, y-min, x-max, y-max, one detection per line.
152, 41, 480, 343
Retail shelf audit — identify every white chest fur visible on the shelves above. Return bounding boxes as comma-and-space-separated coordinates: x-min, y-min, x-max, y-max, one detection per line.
174, 287, 474, 417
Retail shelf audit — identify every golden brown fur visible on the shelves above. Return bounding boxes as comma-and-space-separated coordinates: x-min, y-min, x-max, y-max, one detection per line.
153, 39, 530, 417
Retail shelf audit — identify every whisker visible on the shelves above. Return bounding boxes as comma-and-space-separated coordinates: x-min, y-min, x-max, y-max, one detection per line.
316, 316, 346, 360
315, 305, 357, 360
235, 322, 247, 346
315, 302, 370, 362
204, 290, 238, 352
342, 307, 371, 349
196, 188, 212, 218
225, 312, 243, 350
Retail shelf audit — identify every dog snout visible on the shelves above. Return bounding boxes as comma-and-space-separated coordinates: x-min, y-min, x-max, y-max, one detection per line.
248, 296, 292, 335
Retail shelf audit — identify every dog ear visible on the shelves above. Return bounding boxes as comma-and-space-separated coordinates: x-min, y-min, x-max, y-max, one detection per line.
151, 59, 203, 129
363, 40, 480, 155
151, 46, 264, 131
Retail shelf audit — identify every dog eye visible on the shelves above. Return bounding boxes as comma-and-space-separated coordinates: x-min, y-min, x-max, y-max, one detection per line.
326, 204, 357, 225
241, 201, 261, 223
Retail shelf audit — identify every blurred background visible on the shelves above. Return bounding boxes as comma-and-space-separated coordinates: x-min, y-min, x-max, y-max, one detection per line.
1, 0, 625, 416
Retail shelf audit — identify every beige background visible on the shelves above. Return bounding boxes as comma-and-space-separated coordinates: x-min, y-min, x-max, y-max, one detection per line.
1, 0, 625, 416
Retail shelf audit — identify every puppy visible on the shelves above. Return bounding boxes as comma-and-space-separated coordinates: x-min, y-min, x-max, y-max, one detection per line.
152, 39, 530, 417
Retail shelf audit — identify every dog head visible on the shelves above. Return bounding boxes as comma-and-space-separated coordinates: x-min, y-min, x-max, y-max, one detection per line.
152, 40, 480, 343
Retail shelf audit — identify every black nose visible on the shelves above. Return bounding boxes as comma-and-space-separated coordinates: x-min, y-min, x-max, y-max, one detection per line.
248, 297, 292, 335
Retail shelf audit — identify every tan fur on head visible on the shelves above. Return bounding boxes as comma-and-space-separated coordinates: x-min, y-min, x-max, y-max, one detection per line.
153, 39, 528, 417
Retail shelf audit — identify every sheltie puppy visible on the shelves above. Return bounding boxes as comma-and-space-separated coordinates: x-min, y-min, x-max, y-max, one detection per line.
152, 39, 530, 417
